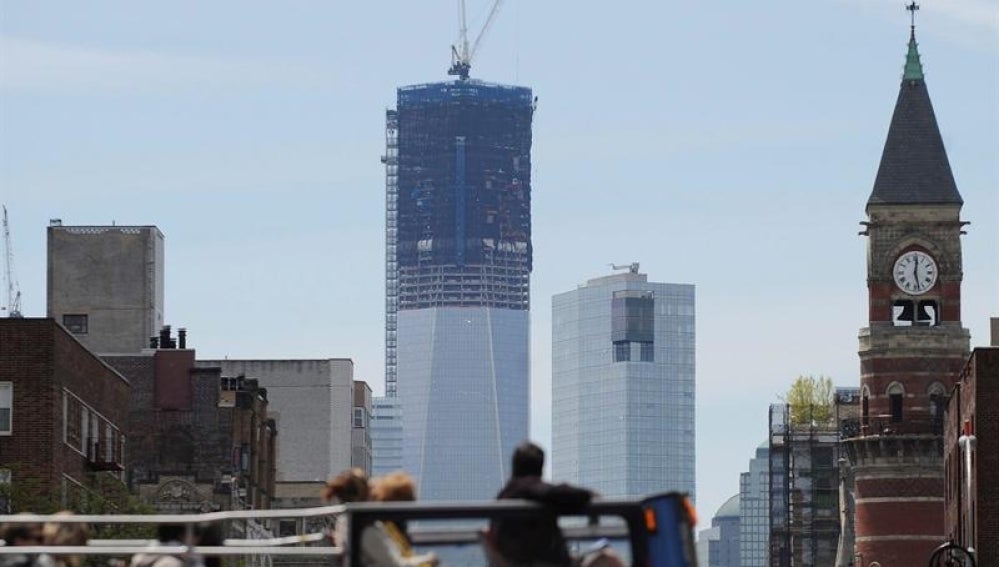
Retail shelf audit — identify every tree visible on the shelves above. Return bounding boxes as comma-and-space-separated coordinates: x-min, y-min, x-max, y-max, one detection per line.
783, 375, 835, 426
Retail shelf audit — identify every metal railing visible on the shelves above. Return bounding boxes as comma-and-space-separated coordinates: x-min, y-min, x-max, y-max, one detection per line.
0, 494, 698, 567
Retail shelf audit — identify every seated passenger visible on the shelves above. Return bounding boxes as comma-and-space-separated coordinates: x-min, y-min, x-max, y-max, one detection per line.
491, 442, 593, 567
360, 472, 438, 567
322, 468, 372, 551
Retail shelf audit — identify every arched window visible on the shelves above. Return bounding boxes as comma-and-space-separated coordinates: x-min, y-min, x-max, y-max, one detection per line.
861, 386, 870, 428
888, 383, 904, 423
928, 383, 946, 429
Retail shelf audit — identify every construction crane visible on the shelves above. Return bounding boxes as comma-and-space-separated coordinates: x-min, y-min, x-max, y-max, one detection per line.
2, 205, 22, 318
448, 0, 504, 80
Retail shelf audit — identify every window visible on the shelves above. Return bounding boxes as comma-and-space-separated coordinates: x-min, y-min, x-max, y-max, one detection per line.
62, 314, 88, 334
613, 341, 630, 362
612, 291, 654, 342
0, 382, 11, 435
639, 342, 655, 362
353, 408, 365, 428
861, 389, 869, 428
65, 394, 82, 450
888, 383, 904, 423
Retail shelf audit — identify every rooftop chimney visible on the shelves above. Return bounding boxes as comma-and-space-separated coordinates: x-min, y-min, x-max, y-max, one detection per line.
178, 328, 187, 349
159, 325, 175, 349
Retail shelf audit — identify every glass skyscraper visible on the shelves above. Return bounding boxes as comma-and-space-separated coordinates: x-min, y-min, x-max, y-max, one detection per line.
739, 443, 770, 567
385, 79, 534, 500
552, 267, 695, 499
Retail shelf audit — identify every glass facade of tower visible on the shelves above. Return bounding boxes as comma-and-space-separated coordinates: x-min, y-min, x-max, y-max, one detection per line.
739, 443, 770, 567
552, 271, 695, 499
388, 80, 533, 501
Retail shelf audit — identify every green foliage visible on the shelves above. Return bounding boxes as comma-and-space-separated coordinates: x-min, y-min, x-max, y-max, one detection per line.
0, 465, 155, 539
783, 375, 835, 425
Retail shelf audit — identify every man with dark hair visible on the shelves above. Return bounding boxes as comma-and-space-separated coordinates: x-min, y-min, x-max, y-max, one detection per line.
491, 441, 593, 567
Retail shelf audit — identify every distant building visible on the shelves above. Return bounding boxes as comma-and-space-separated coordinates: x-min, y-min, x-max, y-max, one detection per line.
388, 79, 534, 500
371, 396, 403, 476
0, 318, 130, 512
551, 266, 695, 498
769, 403, 842, 567
944, 331, 999, 564
739, 442, 770, 567
706, 495, 740, 567
352, 381, 373, 475
196, 358, 354, 507
47, 223, 164, 354
104, 328, 277, 514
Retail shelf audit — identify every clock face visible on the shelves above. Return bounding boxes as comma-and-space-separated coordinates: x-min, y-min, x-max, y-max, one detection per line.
893, 250, 938, 295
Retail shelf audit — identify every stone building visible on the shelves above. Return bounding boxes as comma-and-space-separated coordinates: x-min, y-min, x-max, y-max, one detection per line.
47, 223, 164, 355
104, 328, 277, 513
0, 318, 130, 512
196, 358, 354, 509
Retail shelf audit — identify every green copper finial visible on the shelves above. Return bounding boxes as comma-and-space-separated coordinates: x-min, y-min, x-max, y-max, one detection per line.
903, 2, 924, 80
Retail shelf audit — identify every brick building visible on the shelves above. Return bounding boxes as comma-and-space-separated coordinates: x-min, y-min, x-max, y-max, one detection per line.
842, 20, 970, 566
944, 325, 999, 564
104, 328, 277, 513
0, 318, 130, 512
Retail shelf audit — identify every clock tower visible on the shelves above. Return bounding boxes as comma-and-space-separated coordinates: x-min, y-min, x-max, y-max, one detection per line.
843, 11, 971, 567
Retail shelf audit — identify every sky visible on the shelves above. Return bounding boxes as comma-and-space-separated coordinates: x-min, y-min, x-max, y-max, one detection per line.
1, 1, 997, 523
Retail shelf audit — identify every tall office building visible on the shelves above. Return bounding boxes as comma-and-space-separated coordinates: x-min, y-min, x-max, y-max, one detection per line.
739, 443, 770, 567
370, 396, 403, 476
552, 266, 695, 498
385, 79, 534, 500
47, 223, 164, 354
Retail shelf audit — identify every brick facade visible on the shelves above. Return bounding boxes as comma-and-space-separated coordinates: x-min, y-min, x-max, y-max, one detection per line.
944, 347, 999, 565
0, 318, 130, 512
104, 337, 277, 513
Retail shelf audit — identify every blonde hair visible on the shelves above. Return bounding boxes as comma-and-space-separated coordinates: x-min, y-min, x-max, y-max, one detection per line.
321, 468, 370, 503
42, 512, 90, 567
370, 471, 416, 503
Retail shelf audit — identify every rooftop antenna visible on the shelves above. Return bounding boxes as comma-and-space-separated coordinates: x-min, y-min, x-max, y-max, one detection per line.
609, 262, 640, 274
448, 0, 505, 80
2, 205, 23, 318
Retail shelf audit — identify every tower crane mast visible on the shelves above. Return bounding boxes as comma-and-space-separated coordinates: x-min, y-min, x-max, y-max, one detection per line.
2, 205, 22, 318
448, 0, 505, 80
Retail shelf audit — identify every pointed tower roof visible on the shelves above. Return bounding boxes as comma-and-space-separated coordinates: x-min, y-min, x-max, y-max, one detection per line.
867, 28, 962, 208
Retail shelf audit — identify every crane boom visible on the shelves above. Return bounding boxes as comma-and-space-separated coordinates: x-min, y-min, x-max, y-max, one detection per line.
2, 205, 22, 318
448, 0, 505, 81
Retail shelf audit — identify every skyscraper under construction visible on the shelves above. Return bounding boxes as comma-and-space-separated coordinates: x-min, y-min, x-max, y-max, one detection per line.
382, 78, 534, 500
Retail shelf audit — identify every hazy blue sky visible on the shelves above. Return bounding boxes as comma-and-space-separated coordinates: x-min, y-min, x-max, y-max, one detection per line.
2, 1, 996, 522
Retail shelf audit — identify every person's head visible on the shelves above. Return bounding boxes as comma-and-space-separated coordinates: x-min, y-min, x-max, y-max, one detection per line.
370, 472, 416, 503
196, 522, 224, 567
1, 520, 43, 546
42, 513, 90, 546
157, 523, 189, 543
42, 513, 90, 567
511, 441, 545, 478
321, 468, 370, 504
